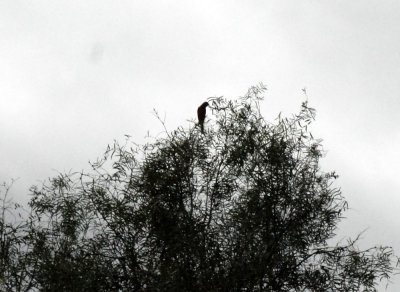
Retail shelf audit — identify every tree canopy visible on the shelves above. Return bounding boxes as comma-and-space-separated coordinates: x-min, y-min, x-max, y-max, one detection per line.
1, 84, 397, 291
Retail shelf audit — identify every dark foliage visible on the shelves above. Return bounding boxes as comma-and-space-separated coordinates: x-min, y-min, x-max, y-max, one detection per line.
1, 85, 397, 291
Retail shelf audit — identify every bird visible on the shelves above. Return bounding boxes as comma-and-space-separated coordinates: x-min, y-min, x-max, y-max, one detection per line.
197, 102, 209, 134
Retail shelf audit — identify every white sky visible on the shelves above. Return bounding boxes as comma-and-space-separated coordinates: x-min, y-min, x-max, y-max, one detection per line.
1, 1, 400, 289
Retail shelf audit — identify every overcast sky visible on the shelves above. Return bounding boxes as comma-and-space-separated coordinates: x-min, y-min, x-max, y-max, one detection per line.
1, 1, 400, 289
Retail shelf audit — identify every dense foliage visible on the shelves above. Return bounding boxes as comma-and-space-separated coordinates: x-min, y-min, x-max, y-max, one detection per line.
1, 85, 397, 291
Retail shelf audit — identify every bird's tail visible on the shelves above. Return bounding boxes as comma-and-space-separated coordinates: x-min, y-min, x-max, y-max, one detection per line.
200, 123, 204, 134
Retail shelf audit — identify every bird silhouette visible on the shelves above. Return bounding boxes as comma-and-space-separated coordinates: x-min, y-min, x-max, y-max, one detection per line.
197, 102, 209, 134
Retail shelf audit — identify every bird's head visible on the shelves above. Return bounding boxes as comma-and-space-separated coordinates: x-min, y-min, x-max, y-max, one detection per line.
201, 102, 209, 108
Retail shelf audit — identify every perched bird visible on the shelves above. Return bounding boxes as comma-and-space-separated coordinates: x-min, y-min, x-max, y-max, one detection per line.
197, 102, 209, 134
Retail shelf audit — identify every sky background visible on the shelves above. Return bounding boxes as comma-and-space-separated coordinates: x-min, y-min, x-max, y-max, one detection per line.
1, 1, 400, 289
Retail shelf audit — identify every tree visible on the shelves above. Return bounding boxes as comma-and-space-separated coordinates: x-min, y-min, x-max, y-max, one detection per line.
1, 84, 397, 291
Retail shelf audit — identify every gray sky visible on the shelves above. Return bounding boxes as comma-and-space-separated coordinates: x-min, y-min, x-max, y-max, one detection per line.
1, 1, 400, 289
